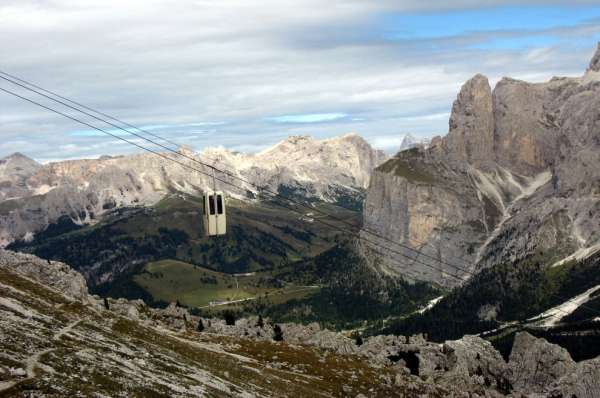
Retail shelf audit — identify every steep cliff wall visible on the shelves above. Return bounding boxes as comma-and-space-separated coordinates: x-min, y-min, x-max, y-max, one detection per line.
363, 44, 600, 287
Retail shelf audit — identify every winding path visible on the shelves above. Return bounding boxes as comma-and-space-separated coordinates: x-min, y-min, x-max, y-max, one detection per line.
0, 319, 81, 393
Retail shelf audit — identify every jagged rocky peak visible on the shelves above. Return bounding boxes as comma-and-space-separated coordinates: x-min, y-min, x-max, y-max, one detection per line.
587, 42, 600, 72
176, 144, 196, 157
444, 73, 494, 164
0, 152, 41, 169
491, 76, 570, 176
398, 133, 430, 153
0, 152, 43, 202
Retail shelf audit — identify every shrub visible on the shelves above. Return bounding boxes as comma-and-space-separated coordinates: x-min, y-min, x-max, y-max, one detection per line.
273, 324, 283, 341
224, 311, 236, 326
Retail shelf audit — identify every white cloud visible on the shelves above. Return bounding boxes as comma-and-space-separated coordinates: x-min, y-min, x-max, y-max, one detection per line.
0, 0, 598, 161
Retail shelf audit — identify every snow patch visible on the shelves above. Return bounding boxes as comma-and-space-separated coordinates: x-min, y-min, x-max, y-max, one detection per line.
474, 169, 552, 264
551, 243, 600, 268
418, 295, 443, 314
527, 284, 600, 327
32, 184, 54, 196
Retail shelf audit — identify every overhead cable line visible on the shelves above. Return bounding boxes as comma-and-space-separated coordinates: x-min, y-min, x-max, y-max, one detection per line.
0, 71, 474, 280
0, 85, 467, 283
0, 67, 481, 272
2, 82, 598, 323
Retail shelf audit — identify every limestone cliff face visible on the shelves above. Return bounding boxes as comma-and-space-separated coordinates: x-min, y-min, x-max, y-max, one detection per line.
362, 150, 485, 283
363, 43, 600, 286
444, 74, 494, 164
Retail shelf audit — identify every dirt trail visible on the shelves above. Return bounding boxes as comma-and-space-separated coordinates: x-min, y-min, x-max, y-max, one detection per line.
0, 319, 82, 392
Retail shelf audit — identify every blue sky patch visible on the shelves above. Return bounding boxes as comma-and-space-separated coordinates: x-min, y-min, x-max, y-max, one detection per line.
382, 5, 600, 50
267, 113, 349, 124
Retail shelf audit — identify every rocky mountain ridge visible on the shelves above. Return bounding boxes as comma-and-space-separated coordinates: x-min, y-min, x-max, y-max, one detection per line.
363, 43, 600, 287
0, 133, 387, 246
398, 133, 430, 152
2, 249, 599, 397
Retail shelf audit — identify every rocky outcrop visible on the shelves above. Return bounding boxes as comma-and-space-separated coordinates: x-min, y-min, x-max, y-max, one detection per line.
0, 153, 41, 202
2, 249, 600, 397
443, 335, 511, 392
362, 43, 600, 286
444, 74, 494, 164
509, 332, 576, 393
398, 133, 430, 152
548, 357, 600, 398
587, 42, 600, 72
0, 249, 87, 300
361, 153, 478, 283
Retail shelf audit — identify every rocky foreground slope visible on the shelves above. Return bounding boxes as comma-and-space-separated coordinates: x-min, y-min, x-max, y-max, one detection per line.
0, 133, 387, 246
1, 249, 599, 397
363, 43, 600, 286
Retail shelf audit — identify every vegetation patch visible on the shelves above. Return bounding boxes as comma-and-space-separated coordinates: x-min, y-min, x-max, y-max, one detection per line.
383, 250, 600, 342
376, 154, 436, 184
133, 259, 315, 308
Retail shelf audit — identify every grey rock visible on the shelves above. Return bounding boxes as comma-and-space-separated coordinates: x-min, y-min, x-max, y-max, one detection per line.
0, 153, 41, 202
398, 133, 430, 152
587, 42, 600, 72
108, 298, 145, 320
509, 331, 575, 394
443, 335, 510, 391
0, 249, 88, 300
444, 74, 494, 164
362, 42, 600, 286
9, 367, 26, 377
548, 357, 600, 398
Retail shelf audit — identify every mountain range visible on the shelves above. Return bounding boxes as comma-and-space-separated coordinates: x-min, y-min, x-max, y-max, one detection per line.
2, 43, 600, 397
0, 133, 387, 247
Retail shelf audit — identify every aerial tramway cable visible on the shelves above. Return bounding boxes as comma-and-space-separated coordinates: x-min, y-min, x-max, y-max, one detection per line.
0, 67, 479, 270
1, 75, 598, 323
0, 85, 466, 284
0, 71, 475, 279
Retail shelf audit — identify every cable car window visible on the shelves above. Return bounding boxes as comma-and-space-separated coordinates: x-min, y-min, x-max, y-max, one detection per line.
217, 195, 223, 214
209, 195, 215, 215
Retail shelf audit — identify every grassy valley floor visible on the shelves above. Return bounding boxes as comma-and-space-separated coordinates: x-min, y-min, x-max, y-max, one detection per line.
133, 259, 320, 308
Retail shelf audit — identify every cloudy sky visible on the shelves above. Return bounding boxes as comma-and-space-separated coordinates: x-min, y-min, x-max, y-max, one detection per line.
1, 0, 600, 162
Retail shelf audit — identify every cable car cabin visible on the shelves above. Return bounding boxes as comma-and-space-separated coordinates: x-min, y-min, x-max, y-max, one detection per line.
203, 191, 226, 236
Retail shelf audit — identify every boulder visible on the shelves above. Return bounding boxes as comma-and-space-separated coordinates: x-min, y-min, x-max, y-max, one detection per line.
548, 357, 600, 398
443, 335, 510, 392
109, 298, 145, 320
508, 332, 575, 394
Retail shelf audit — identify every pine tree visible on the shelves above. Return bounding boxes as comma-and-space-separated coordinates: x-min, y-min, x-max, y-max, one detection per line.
224, 310, 236, 326
256, 314, 264, 328
273, 324, 283, 341
353, 332, 363, 346
197, 319, 204, 332
103, 297, 110, 310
